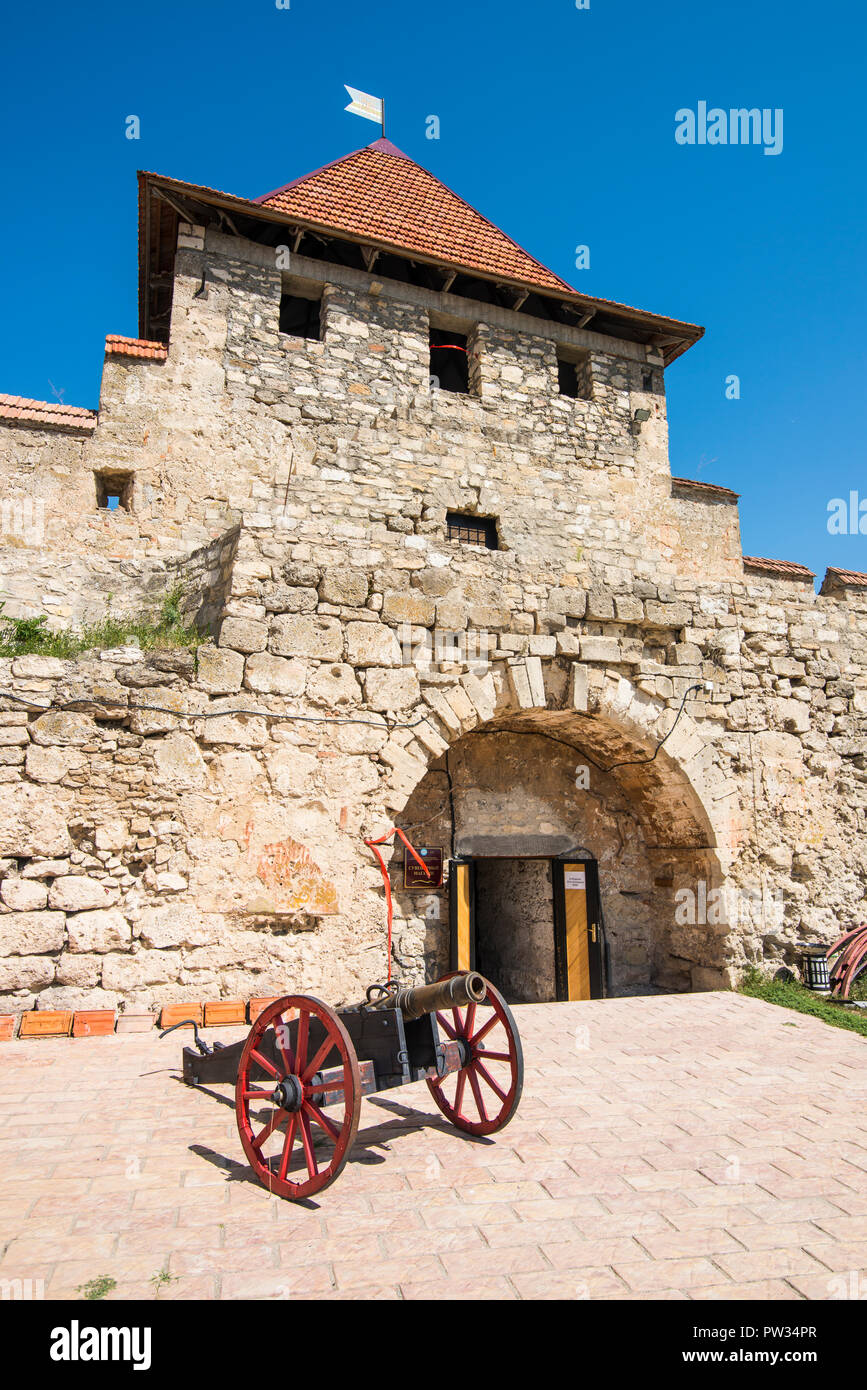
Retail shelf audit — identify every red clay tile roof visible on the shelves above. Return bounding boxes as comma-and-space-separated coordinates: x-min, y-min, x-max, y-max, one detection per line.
0, 394, 96, 430
105, 335, 168, 361
255, 139, 573, 295
672, 476, 739, 501
743, 555, 815, 579
823, 566, 867, 588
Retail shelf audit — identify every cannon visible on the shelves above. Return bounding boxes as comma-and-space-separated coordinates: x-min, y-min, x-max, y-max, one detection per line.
170, 971, 523, 1200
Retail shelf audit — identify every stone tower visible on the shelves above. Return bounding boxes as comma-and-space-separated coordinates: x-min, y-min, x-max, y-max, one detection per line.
0, 138, 864, 1017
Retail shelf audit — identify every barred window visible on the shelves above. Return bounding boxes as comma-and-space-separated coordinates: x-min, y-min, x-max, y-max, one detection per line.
446, 512, 498, 549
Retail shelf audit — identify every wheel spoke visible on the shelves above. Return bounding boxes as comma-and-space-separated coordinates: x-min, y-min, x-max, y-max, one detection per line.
435, 1010, 457, 1041
453, 1068, 467, 1117
464, 1002, 476, 1040
305, 1100, 339, 1141
451, 1006, 465, 1037
474, 1059, 507, 1103
298, 1110, 319, 1177
250, 1048, 280, 1079
470, 1014, 499, 1045
278, 1114, 298, 1181
302, 1035, 337, 1082
476, 1050, 511, 1061
242, 1089, 274, 1101
468, 1066, 489, 1123
252, 1107, 287, 1152
295, 1008, 310, 1075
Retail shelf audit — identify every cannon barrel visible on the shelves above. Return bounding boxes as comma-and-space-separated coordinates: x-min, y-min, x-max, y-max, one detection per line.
367, 972, 487, 1021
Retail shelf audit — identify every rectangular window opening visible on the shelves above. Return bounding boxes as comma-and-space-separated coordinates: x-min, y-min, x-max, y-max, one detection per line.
446, 511, 498, 550
430, 328, 469, 394
95, 472, 133, 511
557, 350, 592, 400
279, 292, 322, 340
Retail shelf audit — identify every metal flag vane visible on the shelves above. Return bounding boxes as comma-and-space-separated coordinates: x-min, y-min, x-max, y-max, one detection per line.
344, 85, 385, 137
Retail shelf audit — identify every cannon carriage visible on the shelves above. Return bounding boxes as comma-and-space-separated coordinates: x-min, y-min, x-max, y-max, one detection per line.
170, 971, 523, 1200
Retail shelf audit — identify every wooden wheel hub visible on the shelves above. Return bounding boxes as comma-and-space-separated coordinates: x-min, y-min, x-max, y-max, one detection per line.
271, 1075, 305, 1112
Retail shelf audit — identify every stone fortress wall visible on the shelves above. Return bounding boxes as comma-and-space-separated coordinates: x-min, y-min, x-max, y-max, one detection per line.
0, 219, 864, 1016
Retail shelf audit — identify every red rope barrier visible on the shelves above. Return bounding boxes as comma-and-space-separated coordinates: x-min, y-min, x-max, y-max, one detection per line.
363, 828, 431, 981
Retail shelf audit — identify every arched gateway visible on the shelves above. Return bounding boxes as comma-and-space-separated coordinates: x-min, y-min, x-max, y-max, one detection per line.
393, 671, 731, 1002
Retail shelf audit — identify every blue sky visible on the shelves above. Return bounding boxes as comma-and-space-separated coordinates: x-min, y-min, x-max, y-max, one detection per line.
1, 0, 864, 578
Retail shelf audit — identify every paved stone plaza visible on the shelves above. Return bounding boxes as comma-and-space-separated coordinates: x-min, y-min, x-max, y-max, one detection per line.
1, 992, 865, 1301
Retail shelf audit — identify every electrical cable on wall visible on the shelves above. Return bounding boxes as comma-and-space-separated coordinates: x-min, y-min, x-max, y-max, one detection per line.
0, 689, 427, 732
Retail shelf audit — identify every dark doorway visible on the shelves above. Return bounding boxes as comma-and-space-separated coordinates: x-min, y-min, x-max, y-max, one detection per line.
448, 856, 605, 1004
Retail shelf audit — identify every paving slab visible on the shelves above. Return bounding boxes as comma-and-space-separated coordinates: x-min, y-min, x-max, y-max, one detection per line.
1, 992, 865, 1300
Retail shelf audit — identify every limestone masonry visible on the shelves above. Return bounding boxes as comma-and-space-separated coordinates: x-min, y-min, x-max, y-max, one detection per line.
0, 140, 864, 1016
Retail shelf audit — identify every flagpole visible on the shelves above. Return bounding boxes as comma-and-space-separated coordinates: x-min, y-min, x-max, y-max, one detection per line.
381, 99, 386, 138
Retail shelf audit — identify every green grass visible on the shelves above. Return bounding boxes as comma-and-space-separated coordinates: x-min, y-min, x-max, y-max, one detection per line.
739, 967, 867, 1039
76, 1275, 117, 1301
0, 586, 205, 658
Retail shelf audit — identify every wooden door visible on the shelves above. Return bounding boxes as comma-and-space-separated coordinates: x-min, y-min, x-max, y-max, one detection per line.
448, 859, 476, 972
553, 860, 604, 1000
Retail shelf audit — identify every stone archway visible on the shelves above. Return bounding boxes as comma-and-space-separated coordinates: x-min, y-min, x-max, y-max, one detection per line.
389, 668, 733, 996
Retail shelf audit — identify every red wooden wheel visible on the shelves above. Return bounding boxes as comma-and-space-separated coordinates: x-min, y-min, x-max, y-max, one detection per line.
426, 974, 523, 1136
235, 995, 361, 1200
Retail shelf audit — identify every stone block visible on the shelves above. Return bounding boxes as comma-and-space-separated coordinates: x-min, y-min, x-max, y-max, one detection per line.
579, 637, 622, 663
152, 732, 208, 789
306, 663, 362, 706
0, 786, 73, 857
0, 878, 49, 911
614, 595, 644, 623
24, 744, 84, 784
548, 587, 587, 620
319, 569, 369, 606
48, 877, 116, 912
67, 909, 131, 954
198, 714, 269, 747
381, 590, 436, 625
11, 655, 66, 678
586, 585, 615, 621
344, 621, 402, 666
270, 615, 344, 660
0, 911, 66, 956
364, 667, 421, 711
0, 954, 56, 990
196, 646, 245, 693
29, 711, 96, 746
129, 686, 204, 736
218, 617, 268, 653
244, 652, 307, 695
644, 601, 691, 629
